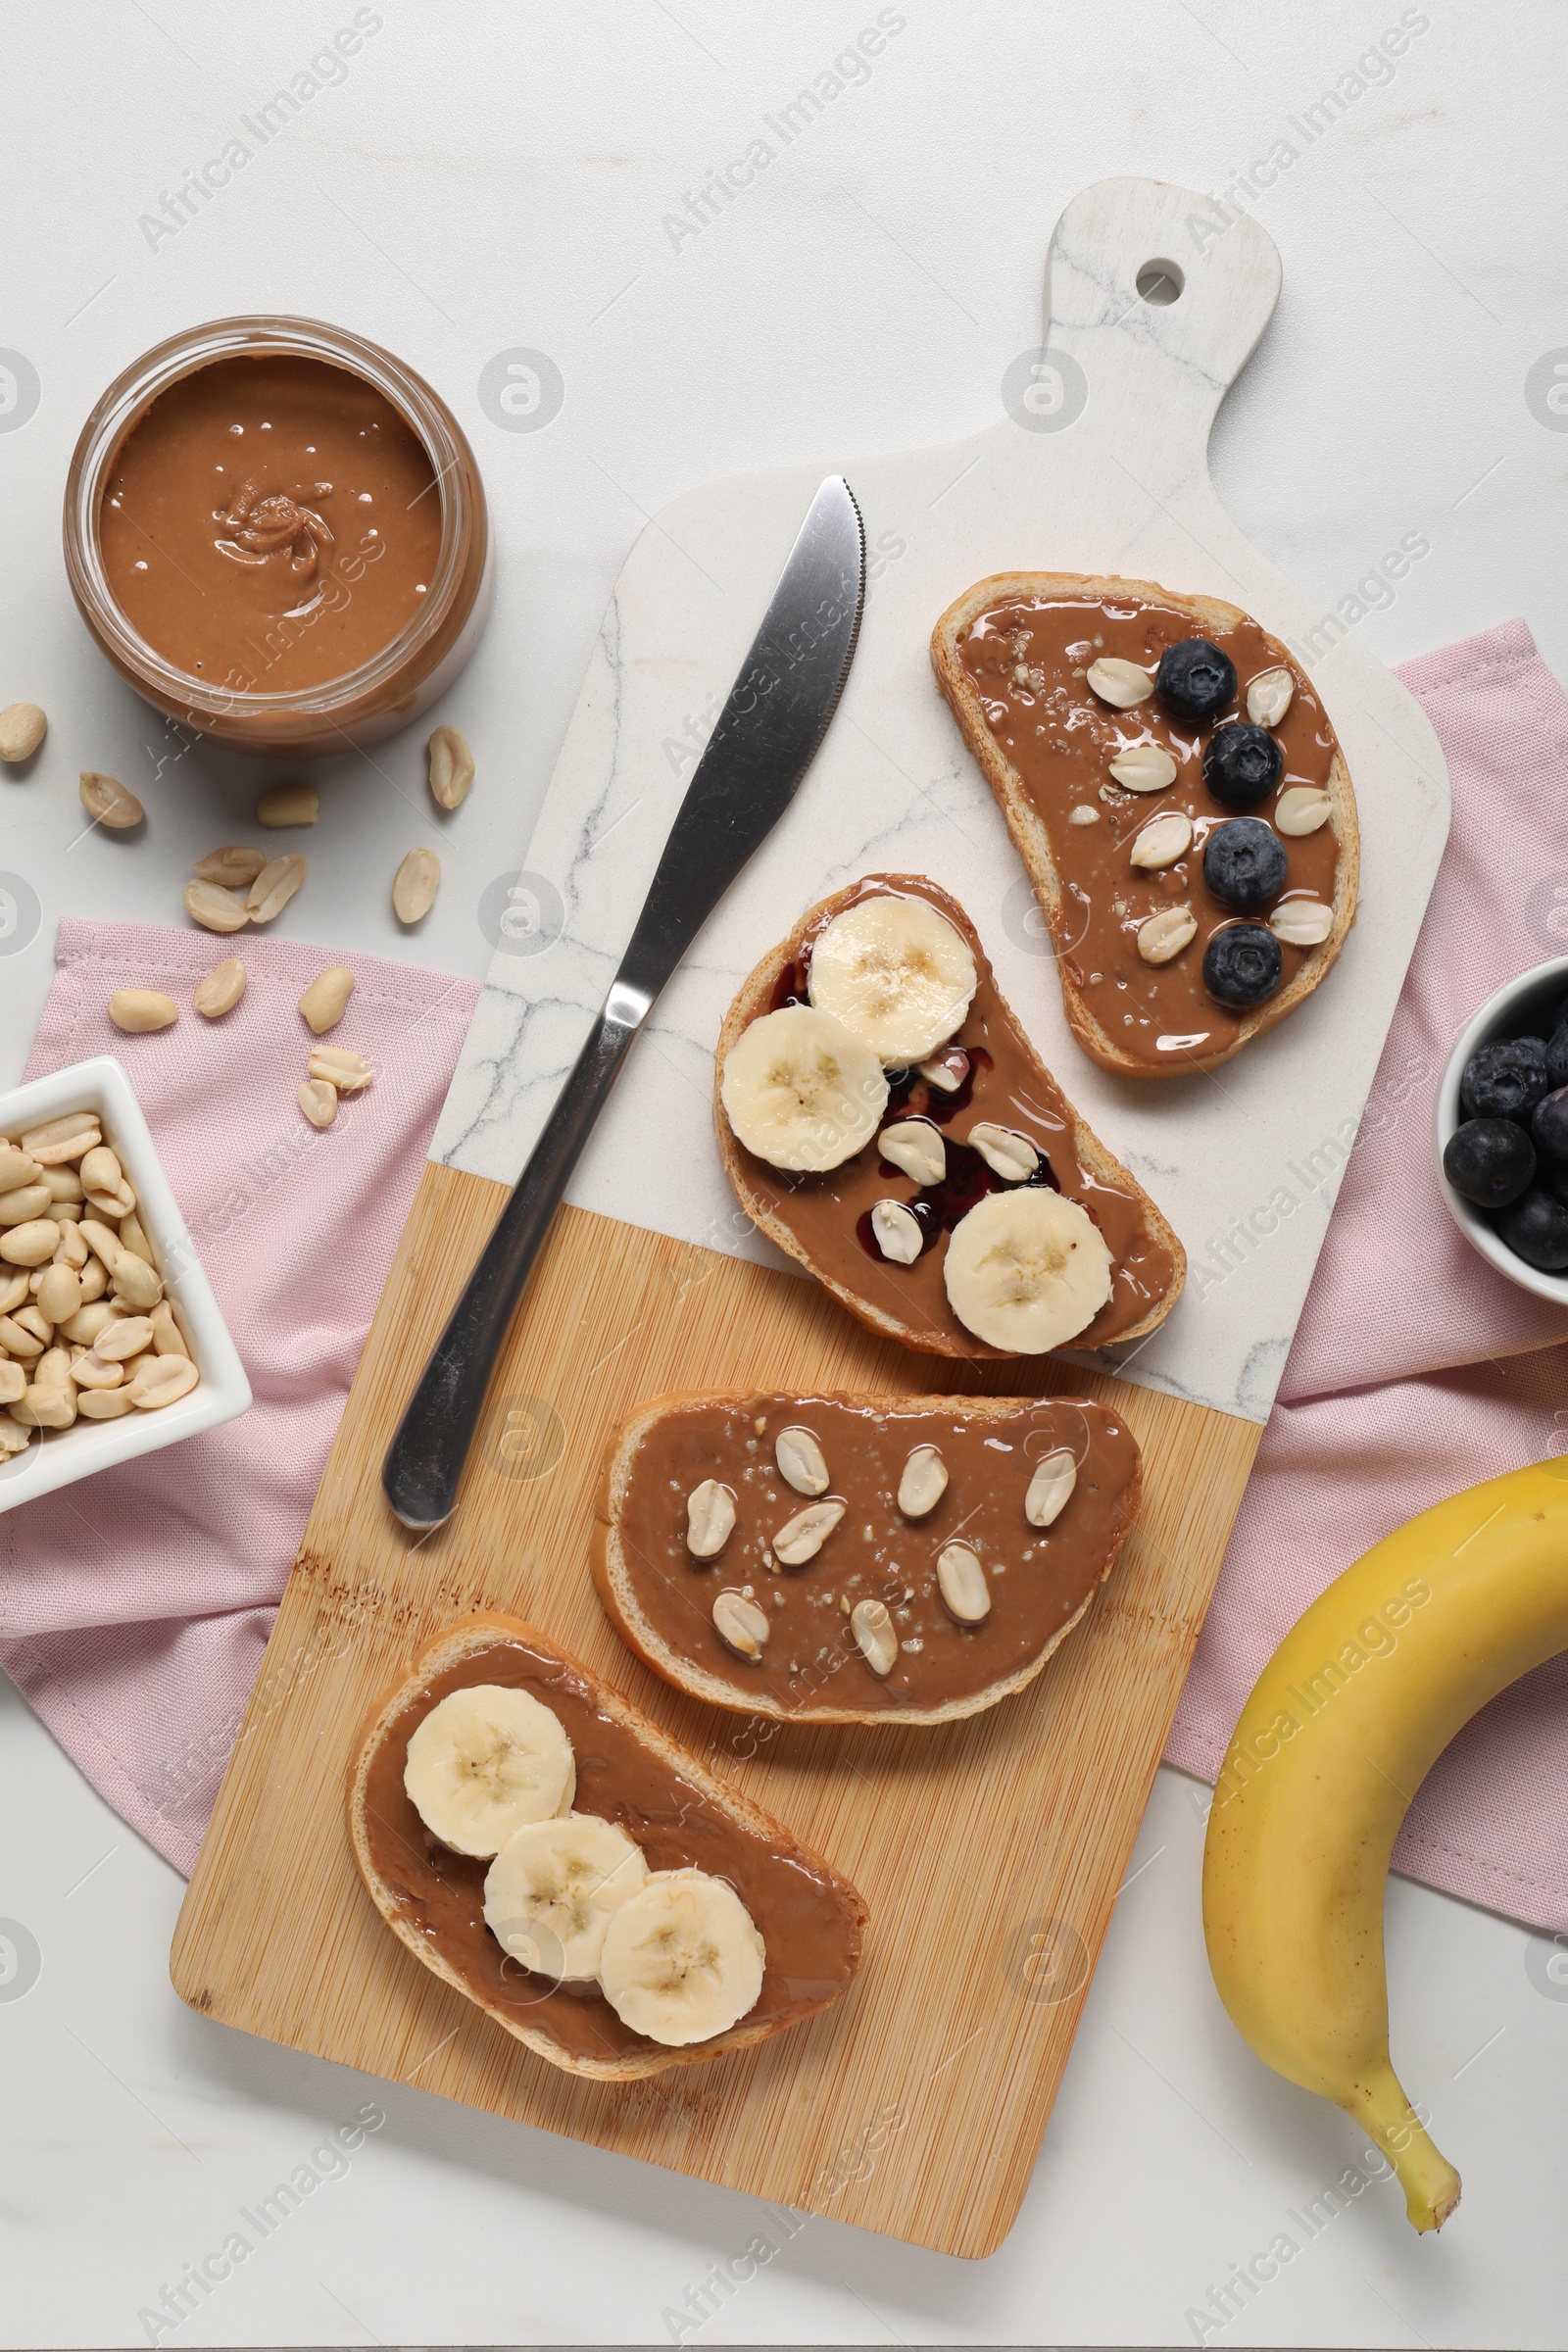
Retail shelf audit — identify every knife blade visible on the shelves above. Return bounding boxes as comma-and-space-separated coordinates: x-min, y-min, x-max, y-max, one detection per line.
383, 474, 866, 1528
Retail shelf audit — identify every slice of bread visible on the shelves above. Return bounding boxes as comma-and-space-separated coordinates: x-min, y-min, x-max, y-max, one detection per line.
594, 1390, 1143, 1727
713, 874, 1185, 1357
930, 572, 1360, 1077
349, 1613, 866, 2078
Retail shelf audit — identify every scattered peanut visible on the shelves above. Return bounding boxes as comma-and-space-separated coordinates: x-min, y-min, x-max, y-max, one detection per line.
897, 1444, 949, 1519
79, 770, 144, 828
108, 988, 177, 1034
307, 1045, 372, 1093
194, 958, 246, 1018
772, 1499, 846, 1567
298, 965, 355, 1035
185, 879, 251, 935
426, 723, 474, 810
256, 781, 318, 828
0, 703, 47, 762
392, 846, 440, 924
297, 1079, 337, 1130
247, 853, 306, 923
193, 846, 266, 888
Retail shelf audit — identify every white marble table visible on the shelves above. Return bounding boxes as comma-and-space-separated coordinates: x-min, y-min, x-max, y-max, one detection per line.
3, 4, 1567, 2344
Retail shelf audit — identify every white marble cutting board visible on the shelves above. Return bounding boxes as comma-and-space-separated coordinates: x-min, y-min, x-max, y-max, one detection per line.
430, 176, 1449, 1425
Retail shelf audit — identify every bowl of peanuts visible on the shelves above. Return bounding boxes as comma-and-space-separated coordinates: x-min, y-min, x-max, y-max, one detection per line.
0, 1055, 250, 1509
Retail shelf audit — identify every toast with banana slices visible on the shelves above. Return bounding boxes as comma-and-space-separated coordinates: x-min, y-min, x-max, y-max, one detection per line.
350, 1614, 865, 2077
712, 873, 1185, 1357
930, 572, 1359, 1077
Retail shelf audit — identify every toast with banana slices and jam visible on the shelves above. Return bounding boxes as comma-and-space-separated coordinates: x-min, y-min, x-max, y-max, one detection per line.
712, 873, 1185, 1358
595, 1390, 1143, 1725
349, 1615, 865, 2078
930, 572, 1360, 1077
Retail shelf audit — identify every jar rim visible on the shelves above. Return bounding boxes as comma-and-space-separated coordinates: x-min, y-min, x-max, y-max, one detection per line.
62, 314, 472, 722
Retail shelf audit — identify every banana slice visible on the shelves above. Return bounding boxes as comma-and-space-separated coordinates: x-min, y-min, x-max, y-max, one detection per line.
808, 894, 977, 1063
943, 1189, 1113, 1352
482, 1811, 648, 1982
720, 1005, 888, 1172
598, 1867, 766, 2046
404, 1684, 576, 1856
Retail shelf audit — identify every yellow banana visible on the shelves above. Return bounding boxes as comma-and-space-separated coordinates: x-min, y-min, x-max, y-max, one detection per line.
1202, 1457, 1568, 2231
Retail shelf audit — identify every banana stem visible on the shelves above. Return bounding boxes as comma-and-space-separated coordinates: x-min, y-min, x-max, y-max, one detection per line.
1342, 2060, 1461, 2231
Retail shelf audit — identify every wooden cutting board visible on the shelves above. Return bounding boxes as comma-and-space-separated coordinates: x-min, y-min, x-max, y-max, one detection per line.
172, 178, 1449, 2258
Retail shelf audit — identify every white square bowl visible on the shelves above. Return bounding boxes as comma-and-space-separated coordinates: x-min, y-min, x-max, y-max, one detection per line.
0, 1055, 251, 1512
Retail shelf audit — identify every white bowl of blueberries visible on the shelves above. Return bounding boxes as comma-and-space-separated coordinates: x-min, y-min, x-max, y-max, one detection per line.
1438, 956, 1568, 1298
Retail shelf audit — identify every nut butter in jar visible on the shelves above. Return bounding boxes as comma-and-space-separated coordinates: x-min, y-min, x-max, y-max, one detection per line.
64, 317, 491, 757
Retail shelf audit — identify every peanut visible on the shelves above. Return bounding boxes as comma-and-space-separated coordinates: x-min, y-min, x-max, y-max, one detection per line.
79, 770, 144, 828
128, 1354, 198, 1409
308, 1045, 372, 1093
1, 1219, 63, 1267
426, 723, 473, 810
298, 965, 355, 1035
35, 1264, 81, 1325
193, 846, 266, 888
76, 1388, 134, 1420
297, 1079, 337, 1131
247, 853, 306, 923
185, 879, 251, 935
108, 989, 178, 1034
392, 847, 440, 924
22, 1113, 99, 1163
194, 958, 246, 1018
0, 703, 46, 762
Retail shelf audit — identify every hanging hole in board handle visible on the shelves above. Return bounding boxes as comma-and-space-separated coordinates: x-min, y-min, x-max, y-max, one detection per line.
1136, 257, 1185, 306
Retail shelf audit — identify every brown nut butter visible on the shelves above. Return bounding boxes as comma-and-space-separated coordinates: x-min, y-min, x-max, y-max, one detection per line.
722, 877, 1181, 1353
65, 318, 491, 757
100, 354, 441, 697
359, 1629, 864, 2062
956, 594, 1346, 1069
599, 1393, 1142, 1720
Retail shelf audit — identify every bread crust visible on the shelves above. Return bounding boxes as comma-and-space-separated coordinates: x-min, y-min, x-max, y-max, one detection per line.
348, 1612, 866, 2078
929, 571, 1360, 1077
713, 873, 1185, 1354
593, 1390, 1143, 1727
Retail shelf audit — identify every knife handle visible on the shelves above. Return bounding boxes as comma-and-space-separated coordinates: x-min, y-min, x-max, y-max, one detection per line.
381, 981, 651, 1529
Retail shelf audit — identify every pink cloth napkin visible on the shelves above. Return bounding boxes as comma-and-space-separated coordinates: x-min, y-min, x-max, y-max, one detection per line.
1166, 619, 1568, 1932
0, 920, 477, 1874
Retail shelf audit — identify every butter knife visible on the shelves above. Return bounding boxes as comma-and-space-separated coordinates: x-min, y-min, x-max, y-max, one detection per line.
384, 474, 866, 1528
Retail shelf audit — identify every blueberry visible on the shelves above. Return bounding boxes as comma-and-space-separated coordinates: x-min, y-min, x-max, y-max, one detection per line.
1203, 817, 1288, 910
1156, 638, 1237, 726
1545, 1022, 1568, 1090
1533, 1085, 1568, 1162
1459, 1036, 1549, 1122
1202, 722, 1286, 809
1202, 922, 1283, 1006
1443, 1116, 1536, 1207
1545, 1160, 1568, 1210
1496, 1185, 1568, 1272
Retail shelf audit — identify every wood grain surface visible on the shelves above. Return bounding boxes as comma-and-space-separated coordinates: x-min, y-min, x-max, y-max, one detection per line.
172, 1160, 1258, 2258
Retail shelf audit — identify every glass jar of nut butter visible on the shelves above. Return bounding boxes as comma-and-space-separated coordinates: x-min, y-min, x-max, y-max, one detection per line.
64, 316, 492, 758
